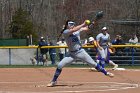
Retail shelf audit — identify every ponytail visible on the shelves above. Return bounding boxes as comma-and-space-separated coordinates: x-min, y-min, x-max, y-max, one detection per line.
57, 20, 71, 41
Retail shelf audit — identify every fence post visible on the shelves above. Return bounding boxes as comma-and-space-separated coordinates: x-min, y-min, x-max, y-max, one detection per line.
9, 48, 11, 65
131, 47, 134, 66
36, 48, 39, 65
65, 48, 67, 56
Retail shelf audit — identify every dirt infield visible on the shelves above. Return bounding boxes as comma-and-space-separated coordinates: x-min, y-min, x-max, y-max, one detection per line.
0, 67, 140, 93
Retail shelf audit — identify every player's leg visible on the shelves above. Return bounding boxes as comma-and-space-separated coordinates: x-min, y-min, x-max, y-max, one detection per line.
59, 53, 64, 61
47, 55, 74, 87
105, 48, 118, 70
74, 49, 114, 77
95, 53, 100, 63
97, 48, 106, 68
109, 60, 118, 70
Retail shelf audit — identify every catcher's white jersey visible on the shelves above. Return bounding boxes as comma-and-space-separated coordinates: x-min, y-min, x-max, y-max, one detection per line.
96, 33, 110, 48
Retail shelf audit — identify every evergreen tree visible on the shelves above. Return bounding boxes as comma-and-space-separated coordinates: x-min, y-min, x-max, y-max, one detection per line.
8, 8, 37, 40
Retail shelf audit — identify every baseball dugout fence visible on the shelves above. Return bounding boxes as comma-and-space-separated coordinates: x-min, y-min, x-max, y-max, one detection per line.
0, 45, 140, 65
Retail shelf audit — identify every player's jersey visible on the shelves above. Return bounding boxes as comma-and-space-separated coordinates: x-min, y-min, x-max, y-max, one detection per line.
57, 41, 67, 54
63, 29, 82, 52
96, 33, 110, 49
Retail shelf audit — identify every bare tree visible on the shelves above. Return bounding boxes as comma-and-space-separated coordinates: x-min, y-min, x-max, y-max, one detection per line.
0, 0, 139, 42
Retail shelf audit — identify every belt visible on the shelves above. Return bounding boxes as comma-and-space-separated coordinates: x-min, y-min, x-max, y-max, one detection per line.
70, 47, 82, 52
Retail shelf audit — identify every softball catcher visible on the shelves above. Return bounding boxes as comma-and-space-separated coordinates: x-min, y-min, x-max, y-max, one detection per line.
96, 27, 118, 70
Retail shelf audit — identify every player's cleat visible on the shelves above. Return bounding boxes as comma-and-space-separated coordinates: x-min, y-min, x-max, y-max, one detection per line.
106, 72, 114, 78
47, 81, 57, 87
90, 68, 97, 71
112, 64, 118, 70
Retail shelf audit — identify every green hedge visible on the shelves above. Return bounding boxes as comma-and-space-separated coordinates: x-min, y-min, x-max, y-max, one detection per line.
0, 39, 27, 46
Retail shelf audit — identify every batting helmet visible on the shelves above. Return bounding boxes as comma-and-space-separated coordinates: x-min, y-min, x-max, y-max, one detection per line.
88, 37, 95, 42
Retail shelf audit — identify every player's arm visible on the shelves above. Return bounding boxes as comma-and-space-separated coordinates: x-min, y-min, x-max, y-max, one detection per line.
96, 40, 103, 50
83, 42, 91, 46
78, 26, 90, 33
69, 21, 87, 34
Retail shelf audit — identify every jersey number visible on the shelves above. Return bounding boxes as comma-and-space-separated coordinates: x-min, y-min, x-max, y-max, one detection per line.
72, 37, 78, 42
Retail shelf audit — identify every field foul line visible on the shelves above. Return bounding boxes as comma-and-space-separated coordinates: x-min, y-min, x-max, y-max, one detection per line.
0, 81, 46, 84
0, 81, 138, 93
0, 81, 138, 85
46, 87, 137, 93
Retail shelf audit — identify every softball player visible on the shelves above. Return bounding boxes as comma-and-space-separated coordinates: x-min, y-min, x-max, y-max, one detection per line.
96, 27, 118, 69
85, 37, 118, 70
47, 20, 114, 87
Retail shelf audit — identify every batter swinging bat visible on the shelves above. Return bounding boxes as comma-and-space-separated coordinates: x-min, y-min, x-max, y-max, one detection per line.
88, 11, 104, 29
